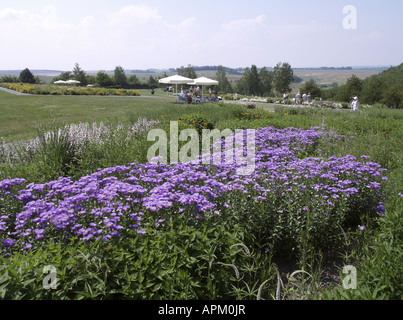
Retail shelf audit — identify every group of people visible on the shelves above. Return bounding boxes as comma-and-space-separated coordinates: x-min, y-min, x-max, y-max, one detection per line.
284, 91, 360, 111
178, 86, 218, 104
285, 92, 313, 105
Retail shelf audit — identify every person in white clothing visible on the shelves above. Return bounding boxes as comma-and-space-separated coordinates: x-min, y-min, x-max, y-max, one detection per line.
350, 97, 359, 111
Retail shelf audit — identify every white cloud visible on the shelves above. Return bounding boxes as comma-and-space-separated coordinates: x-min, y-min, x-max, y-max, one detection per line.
222, 15, 267, 31
0, 4, 202, 69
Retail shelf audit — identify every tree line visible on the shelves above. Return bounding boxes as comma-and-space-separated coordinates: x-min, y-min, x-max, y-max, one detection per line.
0, 68, 40, 84
177, 62, 295, 96
298, 63, 403, 108
52, 64, 159, 89
3, 62, 401, 107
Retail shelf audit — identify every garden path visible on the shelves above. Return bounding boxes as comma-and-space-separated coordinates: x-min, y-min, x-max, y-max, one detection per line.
0, 86, 30, 95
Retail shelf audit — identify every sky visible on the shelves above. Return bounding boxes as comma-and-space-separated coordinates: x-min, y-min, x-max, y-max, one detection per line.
0, 0, 402, 71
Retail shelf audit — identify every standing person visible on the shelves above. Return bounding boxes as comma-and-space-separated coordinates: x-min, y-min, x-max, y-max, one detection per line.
166, 86, 169, 96
302, 93, 307, 104
296, 91, 301, 105
209, 87, 212, 98
350, 96, 359, 111
214, 91, 218, 102
307, 93, 312, 105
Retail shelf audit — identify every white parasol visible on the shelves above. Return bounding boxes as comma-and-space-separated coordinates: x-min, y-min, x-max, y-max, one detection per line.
158, 74, 193, 95
187, 76, 219, 97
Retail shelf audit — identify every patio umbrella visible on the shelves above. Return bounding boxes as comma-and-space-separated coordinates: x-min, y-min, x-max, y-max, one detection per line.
187, 76, 219, 97
65, 80, 81, 85
158, 74, 193, 96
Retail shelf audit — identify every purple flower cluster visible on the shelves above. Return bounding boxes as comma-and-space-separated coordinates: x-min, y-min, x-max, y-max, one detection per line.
0, 127, 388, 251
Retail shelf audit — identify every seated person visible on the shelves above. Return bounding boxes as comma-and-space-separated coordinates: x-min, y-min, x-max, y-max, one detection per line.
178, 91, 187, 102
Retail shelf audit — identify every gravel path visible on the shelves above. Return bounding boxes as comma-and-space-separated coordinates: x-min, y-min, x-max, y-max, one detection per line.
0, 86, 30, 95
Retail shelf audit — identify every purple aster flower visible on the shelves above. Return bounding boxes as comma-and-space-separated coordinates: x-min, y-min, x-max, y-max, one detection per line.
3, 239, 15, 248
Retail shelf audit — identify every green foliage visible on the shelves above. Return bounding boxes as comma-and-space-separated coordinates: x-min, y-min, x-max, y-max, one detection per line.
177, 65, 198, 79
147, 75, 158, 88
299, 80, 322, 98
72, 63, 88, 87
336, 74, 363, 102
248, 65, 261, 96
19, 68, 36, 84
114, 66, 128, 88
0, 219, 246, 300
216, 65, 232, 93
360, 75, 386, 104
178, 112, 214, 134
259, 67, 273, 97
320, 195, 403, 300
323, 64, 403, 107
273, 62, 294, 94
382, 84, 403, 108
236, 65, 274, 97
0, 75, 20, 83
0, 83, 141, 97
95, 70, 114, 87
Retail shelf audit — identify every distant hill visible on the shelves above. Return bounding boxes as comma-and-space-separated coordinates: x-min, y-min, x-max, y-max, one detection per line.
372, 63, 403, 86
0, 70, 64, 76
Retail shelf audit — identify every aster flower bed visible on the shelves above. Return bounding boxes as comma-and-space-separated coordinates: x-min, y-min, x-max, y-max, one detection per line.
0, 126, 387, 259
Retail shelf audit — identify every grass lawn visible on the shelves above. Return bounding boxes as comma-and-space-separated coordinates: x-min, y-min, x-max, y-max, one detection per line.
0, 89, 219, 142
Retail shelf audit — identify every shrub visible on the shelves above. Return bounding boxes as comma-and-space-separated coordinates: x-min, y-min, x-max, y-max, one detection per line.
0, 218, 245, 300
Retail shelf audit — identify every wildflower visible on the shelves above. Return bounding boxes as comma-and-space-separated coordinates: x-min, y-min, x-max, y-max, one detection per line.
137, 229, 146, 235
359, 225, 366, 231
376, 203, 385, 216
3, 239, 15, 248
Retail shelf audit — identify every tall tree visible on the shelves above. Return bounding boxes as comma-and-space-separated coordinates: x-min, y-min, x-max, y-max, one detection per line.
177, 65, 197, 79
216, 65, 232, 93
336, 74, 363, 102
95, 70, 114, 87
382, 84, 403, 108
72, 63, 88, 86
248, 65, 261, 96
236, 67, 250, 95
19, 68, 36, 84
259, 67, 273, 96
128, 74, 141, 86
361, 75, 385, 104
299, 80, 322, 98
114, 66, 128, 88
273, 62, 294, 94
147, 75, 158, 88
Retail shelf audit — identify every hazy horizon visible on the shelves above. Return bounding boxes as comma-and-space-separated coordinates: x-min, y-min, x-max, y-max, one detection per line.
1, 0, 402, 71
